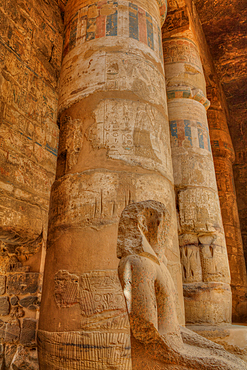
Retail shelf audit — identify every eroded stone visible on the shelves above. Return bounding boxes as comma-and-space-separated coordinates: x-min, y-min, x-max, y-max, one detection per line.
0, 297, 10, 316
7, 273, 40, 295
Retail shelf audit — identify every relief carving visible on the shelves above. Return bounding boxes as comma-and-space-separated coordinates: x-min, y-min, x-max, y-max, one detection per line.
117, 200, 247, 369
180, 239, 202, 283
54, 270, 80, 308
199, 234, 230, 282
88, 100, 171, 176
54, 269, 126, 330
49, 269, 131, 369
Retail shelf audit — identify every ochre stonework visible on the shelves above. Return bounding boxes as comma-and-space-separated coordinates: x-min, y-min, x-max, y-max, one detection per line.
0, 0, 63, 368
0, 0, 246, 368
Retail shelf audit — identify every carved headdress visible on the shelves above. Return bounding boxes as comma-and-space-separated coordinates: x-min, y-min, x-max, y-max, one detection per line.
117, 200, 171, 259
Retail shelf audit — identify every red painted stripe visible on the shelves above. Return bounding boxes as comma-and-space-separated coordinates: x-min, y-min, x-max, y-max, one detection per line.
159, 4, 166, 16
138, 8, 147, 44
96, 15, 106, 38
97, 0, 107, 8
204, 131, 209, 151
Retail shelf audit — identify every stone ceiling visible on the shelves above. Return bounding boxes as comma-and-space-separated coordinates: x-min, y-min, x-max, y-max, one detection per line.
193, 0, 247, 260
194, 0, 247, 150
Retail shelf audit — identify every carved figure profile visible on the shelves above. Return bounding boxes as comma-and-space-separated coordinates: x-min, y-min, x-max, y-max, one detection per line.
117, 200, 247, 369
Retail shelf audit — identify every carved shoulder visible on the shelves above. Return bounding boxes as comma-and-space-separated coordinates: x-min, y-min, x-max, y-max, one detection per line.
118, 254, 157, 286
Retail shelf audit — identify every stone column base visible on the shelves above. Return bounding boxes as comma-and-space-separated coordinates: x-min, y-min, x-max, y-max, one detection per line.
187, 324, 247, 362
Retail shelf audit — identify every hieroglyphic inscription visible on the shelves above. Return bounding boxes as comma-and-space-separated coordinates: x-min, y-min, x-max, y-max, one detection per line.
163, 38, 202, 70
105, 53, 167, 106
180, 245, 202, 283
38, 329, 131, 370
59, 50, 167, 114
54, 270, 80, 308
178, 188, 223, 233
54, 270, 126, 328
87, 100, 172, 176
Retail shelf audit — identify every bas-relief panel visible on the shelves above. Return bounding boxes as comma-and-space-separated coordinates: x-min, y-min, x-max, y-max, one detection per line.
38, 329, 131, 370
162, 38, 202, 71
90, 100, 171, 175
48, 171, 174, 232
180, 233, 230, 284
178, 187, 223, 233
58, 49, 167, 113
171, 153, 218, 190
105, 53, 167, 106
54, 270, 127, 328
38, 269, 131, 370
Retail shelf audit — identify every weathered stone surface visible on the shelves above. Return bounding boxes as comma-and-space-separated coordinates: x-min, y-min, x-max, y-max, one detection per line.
10, 296, 18, 306
0, 276, 6, 295
117, 200, 247, 369
188, 325, 247, 363
0, 320, 6, 340
11, 347, 39, 370
10, 306, 25, 319
0, 297, 10, 316
7, 273, 40, 295
5, 320, 20, 343
20, 319, 37, 346
19, 296, 38, 309
5, 344, 17, 368
0, 0, 63, 366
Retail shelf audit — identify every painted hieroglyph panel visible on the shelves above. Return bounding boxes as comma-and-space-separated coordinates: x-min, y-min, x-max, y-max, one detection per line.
63, 0, 163, 57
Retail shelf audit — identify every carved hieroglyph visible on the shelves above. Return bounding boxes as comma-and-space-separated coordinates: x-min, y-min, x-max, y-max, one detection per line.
117, 200, 247, 369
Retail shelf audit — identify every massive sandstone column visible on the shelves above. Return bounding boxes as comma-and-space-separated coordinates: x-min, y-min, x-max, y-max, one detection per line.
207, 93, 247, 323
162, 7, 232, 326
38, 1, 184, 369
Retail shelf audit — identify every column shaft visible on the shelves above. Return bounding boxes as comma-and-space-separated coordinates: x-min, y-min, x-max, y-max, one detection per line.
38, 1, 184, 369
207, 101, 247, 323
162, 9, 232, 325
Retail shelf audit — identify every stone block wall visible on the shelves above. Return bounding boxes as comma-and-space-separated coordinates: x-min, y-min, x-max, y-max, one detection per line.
0, 0, 63, 368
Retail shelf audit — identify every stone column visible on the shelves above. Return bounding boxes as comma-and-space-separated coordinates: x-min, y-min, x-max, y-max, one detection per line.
38, 1, 184, 369
207, 95, 247, 323
162, 13, 232, 325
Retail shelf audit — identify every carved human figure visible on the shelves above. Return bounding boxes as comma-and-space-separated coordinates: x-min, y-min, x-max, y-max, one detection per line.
117, 200, 247, 369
